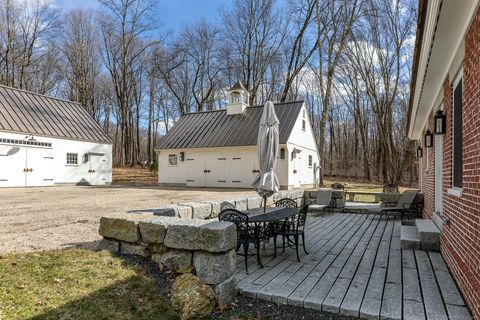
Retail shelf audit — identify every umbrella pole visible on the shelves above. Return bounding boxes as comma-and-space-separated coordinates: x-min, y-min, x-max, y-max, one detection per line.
263, 196, 267, 213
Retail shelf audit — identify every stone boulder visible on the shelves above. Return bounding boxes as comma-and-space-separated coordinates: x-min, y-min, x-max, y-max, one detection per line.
138, 216, 179, 244
121, 242, 149, 257
164, 220, 236, 253
193, 249, 236, 285
213, 276, 237, 303
246, 197, 262, 209
178, 202, 212, 220
234, 199, 247, 211
99, 213, 154, 242
170, 273, 215, 320
152, 249, 193, 273
97, 238, 119, 253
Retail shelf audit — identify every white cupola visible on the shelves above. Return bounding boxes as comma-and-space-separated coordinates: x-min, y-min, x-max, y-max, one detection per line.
226, 81, 249, 115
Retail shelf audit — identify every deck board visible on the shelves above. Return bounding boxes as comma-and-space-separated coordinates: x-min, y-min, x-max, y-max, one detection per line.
234, 213, 472, 319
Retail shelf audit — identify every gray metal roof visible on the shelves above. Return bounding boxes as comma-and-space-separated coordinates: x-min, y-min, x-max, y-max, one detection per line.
227, 81, 247, 92
0, 85, 112, 143
155, 101, 304, 150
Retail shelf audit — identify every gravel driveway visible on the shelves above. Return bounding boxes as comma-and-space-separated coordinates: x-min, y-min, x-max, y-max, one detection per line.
0, 185, 257, 254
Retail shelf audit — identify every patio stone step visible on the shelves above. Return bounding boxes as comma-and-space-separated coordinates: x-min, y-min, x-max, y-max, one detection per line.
400, 226, 421, 250
415, 219, 440, 251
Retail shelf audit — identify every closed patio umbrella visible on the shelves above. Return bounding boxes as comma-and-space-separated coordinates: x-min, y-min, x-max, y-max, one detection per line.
252, 101, 280, 213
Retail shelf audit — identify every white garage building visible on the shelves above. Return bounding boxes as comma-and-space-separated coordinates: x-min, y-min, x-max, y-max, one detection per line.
155, 82, 320, 189
0, 85, 112, 187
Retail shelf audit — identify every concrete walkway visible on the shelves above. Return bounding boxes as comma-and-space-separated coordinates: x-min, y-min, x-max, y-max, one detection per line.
235, 213, 472, 320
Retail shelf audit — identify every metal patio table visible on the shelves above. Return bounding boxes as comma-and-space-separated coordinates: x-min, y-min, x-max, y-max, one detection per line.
242, 207, 300, 267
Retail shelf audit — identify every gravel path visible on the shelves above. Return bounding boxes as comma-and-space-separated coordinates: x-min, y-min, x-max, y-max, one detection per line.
0, 185, 257, 254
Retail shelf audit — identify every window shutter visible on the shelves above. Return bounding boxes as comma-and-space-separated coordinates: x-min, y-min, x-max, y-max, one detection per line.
453, 79, 463, 188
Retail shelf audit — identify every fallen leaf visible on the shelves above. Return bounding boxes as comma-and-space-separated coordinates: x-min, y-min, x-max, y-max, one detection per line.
35, 300, 44, 305
53, 278, 61, 284
11, 262, 17, 266
15, 284, 26, 289
0, 255, 4, 259
138, 297, 145, 304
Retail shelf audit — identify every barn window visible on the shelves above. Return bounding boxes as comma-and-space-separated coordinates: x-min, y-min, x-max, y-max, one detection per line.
453, 73, 463, 188
308, 155, 312, 167
280, 148, 285, 159
302, 120, 306, 131
168, 154, 178, 166
66, 153, 78, 165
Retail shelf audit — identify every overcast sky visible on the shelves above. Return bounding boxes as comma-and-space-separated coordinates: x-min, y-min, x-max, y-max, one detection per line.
53, 0, 230, 32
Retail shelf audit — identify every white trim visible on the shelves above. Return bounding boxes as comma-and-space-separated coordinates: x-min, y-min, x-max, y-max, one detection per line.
409, 0, 479, 140
447, 187, 463, 197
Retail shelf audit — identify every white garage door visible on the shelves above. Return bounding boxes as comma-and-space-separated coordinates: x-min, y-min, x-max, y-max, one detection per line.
226, 153, 258, 188
186, 153, 206, 187
0, 143, 54, 187
89, 154, 109, 185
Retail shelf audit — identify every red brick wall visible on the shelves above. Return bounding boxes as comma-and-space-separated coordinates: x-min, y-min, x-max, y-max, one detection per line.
419, 9, 480, 319
421, 113, 436, 220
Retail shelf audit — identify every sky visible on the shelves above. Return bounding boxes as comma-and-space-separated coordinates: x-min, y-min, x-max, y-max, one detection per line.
53, 0, 230, 32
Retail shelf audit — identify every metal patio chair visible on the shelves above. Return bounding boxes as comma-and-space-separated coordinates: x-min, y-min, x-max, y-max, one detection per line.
273, 205, 309, 262
372, 189, 420, 219
275, 198, 298, 208
218, 208, 261, 273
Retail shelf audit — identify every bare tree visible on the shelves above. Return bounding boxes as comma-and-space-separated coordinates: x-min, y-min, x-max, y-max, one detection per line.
98, 0, 157, 166
221, 0, 287, 105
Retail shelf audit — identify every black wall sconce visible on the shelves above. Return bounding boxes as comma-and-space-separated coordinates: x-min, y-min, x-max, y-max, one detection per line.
416, 146, 423, 158
424, 129, 433, 148
179, 152, 185, 161
434, 110, 446, 134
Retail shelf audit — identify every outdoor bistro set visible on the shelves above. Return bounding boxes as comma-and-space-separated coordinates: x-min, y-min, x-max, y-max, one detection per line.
219, 200, 308, 272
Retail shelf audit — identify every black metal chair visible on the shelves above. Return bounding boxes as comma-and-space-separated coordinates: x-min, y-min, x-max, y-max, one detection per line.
273, 205, 309, 262
218, 208, 261, 273
383, 184, 399, 193
382, 184, 400, 207
331, 182, 345, 190
275, 198, 298, 208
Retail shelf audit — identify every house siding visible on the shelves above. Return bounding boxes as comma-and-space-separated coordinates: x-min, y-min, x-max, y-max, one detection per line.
419, 9, 480, 318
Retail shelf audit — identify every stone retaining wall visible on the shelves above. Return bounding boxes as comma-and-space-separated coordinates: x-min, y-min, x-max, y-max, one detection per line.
135, 189, 306, 220
99, 214, 238, 302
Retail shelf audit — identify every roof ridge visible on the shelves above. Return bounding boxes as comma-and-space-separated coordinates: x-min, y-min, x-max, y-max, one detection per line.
183, 100, 305, 115
0, 84, 82, 106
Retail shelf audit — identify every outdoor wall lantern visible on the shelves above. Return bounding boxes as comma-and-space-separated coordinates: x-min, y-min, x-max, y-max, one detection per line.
416, 146, 423, 158
424, 130, 433, 148
179, 152, 185, 161
434, 110, 446, 134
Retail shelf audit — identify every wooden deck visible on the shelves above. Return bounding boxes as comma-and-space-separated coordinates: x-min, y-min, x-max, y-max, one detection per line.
235, 213, 472, 320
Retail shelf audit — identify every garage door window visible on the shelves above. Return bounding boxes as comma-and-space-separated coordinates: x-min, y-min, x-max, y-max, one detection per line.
168, 154, 178, 166
66, 153, 78, 165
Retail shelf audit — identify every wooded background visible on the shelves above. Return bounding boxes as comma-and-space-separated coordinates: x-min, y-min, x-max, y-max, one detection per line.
0, 0, 418, 185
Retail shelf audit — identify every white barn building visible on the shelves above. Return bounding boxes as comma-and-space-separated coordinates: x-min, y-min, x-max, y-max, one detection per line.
155, 82, 320, 189
0, 85, 113, 187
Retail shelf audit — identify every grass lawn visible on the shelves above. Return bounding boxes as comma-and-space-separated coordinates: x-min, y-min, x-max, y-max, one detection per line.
0, 249, 179, 320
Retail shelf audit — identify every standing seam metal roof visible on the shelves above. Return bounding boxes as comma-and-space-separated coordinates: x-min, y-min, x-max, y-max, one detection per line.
0, 85, 112, 143
155, 101, 304, 150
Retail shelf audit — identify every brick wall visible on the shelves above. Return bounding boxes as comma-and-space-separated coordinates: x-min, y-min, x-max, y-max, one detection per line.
421, 113, 436, 220
419, 9, 480, 318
